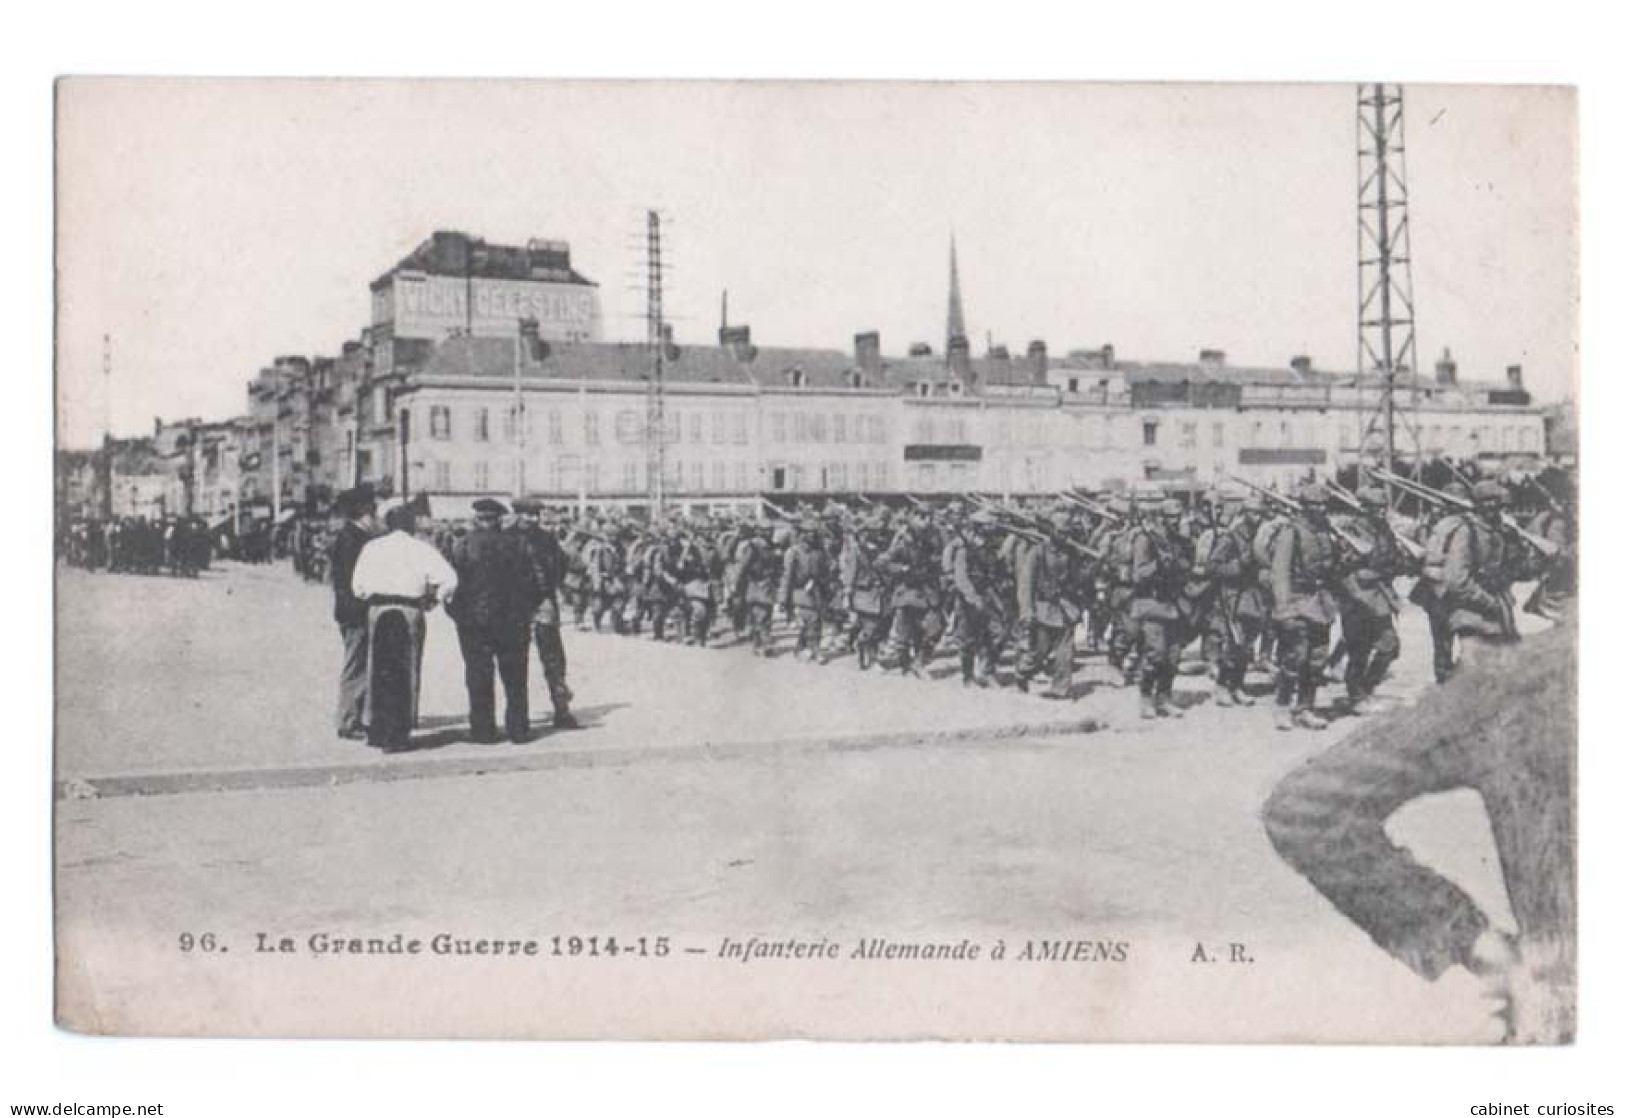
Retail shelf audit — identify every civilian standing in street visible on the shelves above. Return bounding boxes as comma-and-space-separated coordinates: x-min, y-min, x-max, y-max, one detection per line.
449, 498, 541, 744
350, 499, 459, 751
328, 483, 379, 740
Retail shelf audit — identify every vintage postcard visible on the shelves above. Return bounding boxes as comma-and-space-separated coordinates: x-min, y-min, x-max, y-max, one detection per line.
53, 78, 1577, 1042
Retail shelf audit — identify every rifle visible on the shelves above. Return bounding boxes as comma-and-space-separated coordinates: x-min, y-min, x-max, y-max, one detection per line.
968, 495, 1102, 561
1227, 473, 1374, 559
760, 498, 795, 521
1370, 468, 1560, 560
1327, 479, 1427, 564
1060, 489, 1123, 524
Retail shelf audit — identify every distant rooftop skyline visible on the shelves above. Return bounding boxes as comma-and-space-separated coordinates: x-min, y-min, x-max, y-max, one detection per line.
55, 80, 1576, 447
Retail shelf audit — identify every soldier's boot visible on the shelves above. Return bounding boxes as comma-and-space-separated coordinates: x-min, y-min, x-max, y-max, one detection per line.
1213, 687, 1235, 707
1287, 708, 1326, 734
1228, 686, 1256, 707
1139, 693, 1159, 720
551, 701, 580, 730
1155, 690, 1183, 719
1273, 705, 1295, 732
959, 650, 977, 686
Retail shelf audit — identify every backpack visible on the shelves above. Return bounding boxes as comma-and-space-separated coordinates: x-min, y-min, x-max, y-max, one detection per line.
1421, 514, 1469, 584
1252, 517, 1290, 570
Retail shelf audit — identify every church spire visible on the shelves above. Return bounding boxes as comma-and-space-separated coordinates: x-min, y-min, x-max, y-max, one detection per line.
946, 233, 967, 355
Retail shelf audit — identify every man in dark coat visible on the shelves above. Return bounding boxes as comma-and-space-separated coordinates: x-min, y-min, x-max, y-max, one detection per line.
328, 484, 379, 739
512, 500, 577, 730
449, 498, 542, 744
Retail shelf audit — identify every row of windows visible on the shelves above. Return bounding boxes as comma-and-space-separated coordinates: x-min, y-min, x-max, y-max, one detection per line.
769, 412, 887, 446
766, 461, 893, 492
414, 403, 1542, 459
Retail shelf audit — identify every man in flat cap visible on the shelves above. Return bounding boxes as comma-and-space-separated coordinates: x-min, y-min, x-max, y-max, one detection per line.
328, 483, 379, 740
448, 498, 541, 744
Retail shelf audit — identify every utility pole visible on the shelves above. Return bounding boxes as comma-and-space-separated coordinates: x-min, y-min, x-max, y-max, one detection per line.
644, 210, 668, 518
99, 333, 113, 519
1355, 83, 1422, 490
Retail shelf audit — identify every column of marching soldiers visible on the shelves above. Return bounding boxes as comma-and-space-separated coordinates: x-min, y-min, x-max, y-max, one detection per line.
426, 465, 1575, 731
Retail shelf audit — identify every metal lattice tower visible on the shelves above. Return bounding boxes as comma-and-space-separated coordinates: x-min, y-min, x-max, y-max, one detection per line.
1355, 83, 1424, 487
644, 210, 667, 517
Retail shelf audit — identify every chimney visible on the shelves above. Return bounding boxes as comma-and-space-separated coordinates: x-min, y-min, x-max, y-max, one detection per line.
1289, 354, 1313, 376
1101, 343, 1116, 369
1199, 348, 1226, 368
908, 342, 934, 358
1027, 340, 1049, 383
1506, 364, 1524, 390
1435, 347, 1458, 386
154, 417, 163, 437
854, 331, 881, 374
987, 344, 1010, 360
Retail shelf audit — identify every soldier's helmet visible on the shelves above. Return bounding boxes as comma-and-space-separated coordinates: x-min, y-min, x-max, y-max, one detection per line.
1443, 481, 1472, 502
1297, 484, 1329, 507
1356, 485, 1388, 508
1472, 480, 1507, 507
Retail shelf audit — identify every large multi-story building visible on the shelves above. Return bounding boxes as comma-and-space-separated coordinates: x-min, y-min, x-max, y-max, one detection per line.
69, 228, 1554, 525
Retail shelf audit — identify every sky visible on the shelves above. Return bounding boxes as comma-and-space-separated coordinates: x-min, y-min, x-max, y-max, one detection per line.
54, 79, 1577, 448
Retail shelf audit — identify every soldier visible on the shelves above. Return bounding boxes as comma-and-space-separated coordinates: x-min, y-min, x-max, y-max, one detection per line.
1013, 515, 1080, 700
946, 510, 1003, 687
676, 526, 717, 647
1267, 484, 1341, 730
1206, 495, 1267, 707
1129, 499, 1190, 719
512, 500, 578, 730
1337, 486, 1404, 714
735, 520, 783, 656
1103, 498, 1143, 686
1441, 480, 1520, 670
1411, 480, 1474, 683
840, 513, 891, 669
779, 517, 832, 662
327, 484, 379, 741
1524, 476, 1575, 621
876, 512, 937, 675
448, 498, 541, 744
561, 523, 593, 630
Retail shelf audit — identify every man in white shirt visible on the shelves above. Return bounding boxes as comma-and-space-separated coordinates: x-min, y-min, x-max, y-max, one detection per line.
351, 500, 459, 751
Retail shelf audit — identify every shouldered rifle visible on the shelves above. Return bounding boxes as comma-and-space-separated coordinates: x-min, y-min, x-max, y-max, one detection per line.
967, 495, 1102, 561
1371, 468, 1559, 559
1060, 490, 1123, 523
1228, 473, 1373, 559
760, 498, 795, 521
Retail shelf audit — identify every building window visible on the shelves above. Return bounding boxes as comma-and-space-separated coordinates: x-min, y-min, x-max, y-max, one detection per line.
434, 461, 452, 490
712, 461, 726, 491
548, 409, 564, 445
787, 368, 806, 388
732, 413, 749, 445
811, 413, 828, 443
734, 461, 748, 490
473, 460, 490, 491
687, 412, 703, 444
615, 409, 641, 444
586, 462, 602, 493
1212, 421, 1225, 448
584, 411, 600, 446
876, 462, 890, 490
622, 461, 639, 491
430, 406, 451, 440
833, 414, 847, 444
857, 461, 871, 490
771, 412, 787, 444
710, 412, 726, 445
1067, 377, 1080, 393
473, 408, 490, 442
1142, 421, 1158, 447
1181, 422, 1197, 449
